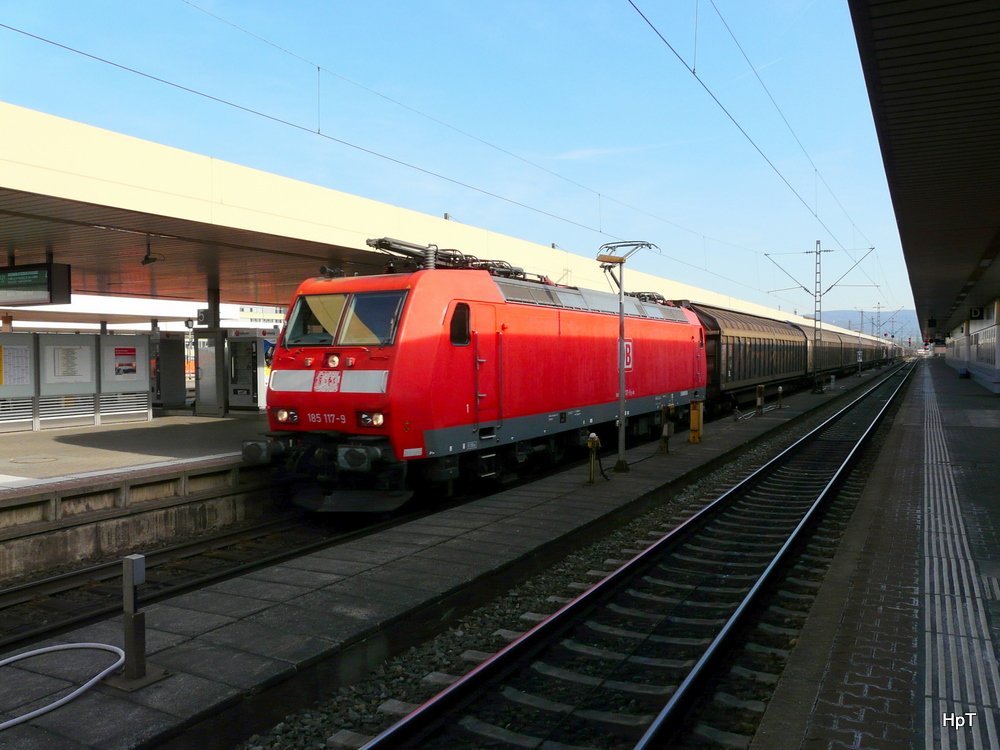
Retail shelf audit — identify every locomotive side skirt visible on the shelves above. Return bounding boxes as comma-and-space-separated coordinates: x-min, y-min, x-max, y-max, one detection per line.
421, 388, 701, 458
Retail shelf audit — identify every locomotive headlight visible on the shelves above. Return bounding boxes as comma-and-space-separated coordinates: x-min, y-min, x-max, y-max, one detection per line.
275, 408, 299, 424
358, 411, 385, 427
325, 353, 340, 368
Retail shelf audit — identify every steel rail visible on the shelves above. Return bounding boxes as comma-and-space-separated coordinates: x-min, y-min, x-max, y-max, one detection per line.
635, 363, 913, 747
360, 363, 914, 749
0, 516, 304, 609
0, 504, 439, 652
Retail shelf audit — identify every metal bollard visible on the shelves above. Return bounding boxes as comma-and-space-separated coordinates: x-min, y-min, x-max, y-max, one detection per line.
660, 418, 674, 454
777, 385, 783, 409
587, 433, 601, 483
105, 553, 167, 691
122, 554, 147, 681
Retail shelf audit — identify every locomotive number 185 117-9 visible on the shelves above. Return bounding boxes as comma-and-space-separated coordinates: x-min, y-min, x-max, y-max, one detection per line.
305, 412, 348, 425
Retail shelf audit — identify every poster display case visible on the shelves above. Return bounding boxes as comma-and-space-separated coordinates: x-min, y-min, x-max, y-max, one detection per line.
38, 333, 98, 429
99, 334, 151, 423
0, 333, 154, 431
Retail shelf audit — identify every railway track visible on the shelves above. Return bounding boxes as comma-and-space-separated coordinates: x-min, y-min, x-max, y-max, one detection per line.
359, 364, 914, 749
0, 513, 400, 652
0, 415, 680, 656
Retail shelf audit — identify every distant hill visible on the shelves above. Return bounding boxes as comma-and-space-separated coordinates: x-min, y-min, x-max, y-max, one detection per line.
814, 309, 922, 345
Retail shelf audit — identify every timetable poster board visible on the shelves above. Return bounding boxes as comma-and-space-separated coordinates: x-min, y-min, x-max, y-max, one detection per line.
39, 334, 97, 396
46, 345, 92, 383
0, 344, 31, 386
0, 333, 35, 398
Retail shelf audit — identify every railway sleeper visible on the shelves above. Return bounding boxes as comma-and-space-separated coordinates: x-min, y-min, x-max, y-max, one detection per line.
454, 716, 549, 750
745, 641, 791, 658
777, 588, 815, 602
655, 564, 758, 582
672, 552, 764, 569
783, 575, 822, 589
532, 661, 676, 697
729, 664, 780, 684
584, 620, 711, 648
710, 518, 791, 536
559, 639, 695, 670
642, 575, 747, 595
682, 542, 777, 558
626, 589, 735, 610
693, 722, 755, 749
500, 686, 654, 728
755, 621, 799, 637
608, 602, 724, 626
713, 691, 767, 713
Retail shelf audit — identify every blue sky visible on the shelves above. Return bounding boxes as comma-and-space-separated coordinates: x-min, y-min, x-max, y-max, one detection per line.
0, 0, 915, 337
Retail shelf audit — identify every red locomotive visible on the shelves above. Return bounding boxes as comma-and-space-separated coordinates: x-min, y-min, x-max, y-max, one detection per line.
244, 237, 895, 511
245, 238, 707, 511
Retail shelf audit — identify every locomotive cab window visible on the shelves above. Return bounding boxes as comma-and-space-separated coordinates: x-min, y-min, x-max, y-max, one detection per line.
284, 291, 406, 347
450, 303, 470, 345
284, 294, 347, 345
341, 291, 406, 345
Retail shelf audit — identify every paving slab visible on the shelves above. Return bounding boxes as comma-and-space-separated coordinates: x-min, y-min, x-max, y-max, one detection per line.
755, 357, 1000, 750
0, 367, 905, 749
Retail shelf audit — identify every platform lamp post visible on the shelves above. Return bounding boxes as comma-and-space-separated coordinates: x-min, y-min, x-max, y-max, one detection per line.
596, 241, 658, 473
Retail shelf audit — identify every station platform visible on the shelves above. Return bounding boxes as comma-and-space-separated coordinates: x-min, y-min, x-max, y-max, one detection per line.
0, 412, 272, 584
0, 413, 267, 491
0, 363, 957, 750
755, 355, 1000, 750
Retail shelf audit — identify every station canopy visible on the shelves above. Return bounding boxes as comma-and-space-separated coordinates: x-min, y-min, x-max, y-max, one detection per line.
8, 1, 1000, 346
0, 102, 431, 311
0, 191, 382, 307
849, 0, 1000, 339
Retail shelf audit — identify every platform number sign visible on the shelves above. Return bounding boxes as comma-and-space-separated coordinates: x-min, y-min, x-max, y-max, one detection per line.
624, 339, 634, 371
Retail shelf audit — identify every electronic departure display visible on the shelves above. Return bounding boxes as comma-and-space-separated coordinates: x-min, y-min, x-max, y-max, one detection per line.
0, 263, 72, 306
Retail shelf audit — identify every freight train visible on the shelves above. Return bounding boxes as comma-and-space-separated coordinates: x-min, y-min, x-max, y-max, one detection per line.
242, 237, 894, 511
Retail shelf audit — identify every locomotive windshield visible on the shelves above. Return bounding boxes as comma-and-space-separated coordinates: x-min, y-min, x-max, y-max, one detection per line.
284, 291, 406, 346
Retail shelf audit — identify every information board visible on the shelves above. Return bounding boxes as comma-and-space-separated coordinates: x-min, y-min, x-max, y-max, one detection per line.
0, 263, 71, 306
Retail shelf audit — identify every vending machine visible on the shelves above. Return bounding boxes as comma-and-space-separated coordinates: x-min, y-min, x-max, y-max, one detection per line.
226, 329, 276, 410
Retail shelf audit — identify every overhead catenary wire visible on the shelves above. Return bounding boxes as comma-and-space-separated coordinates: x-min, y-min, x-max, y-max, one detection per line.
706, 0, 889, 300
0, 18, 788, 304
178, 0, 847, 309
627, 0, 896, 310
178, 0, 767, 262
1, 11, 885, 310
0, 22, 612, 240
626, 0, 846, 250
710, 4, 862, 229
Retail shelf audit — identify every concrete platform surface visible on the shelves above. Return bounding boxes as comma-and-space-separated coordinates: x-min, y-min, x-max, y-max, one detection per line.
756, 356, 1000, 750
0, 368, 913, 750
0, 414, 267, 491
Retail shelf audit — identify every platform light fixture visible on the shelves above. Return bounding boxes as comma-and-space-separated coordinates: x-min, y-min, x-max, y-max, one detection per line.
596, 240, 657, 473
